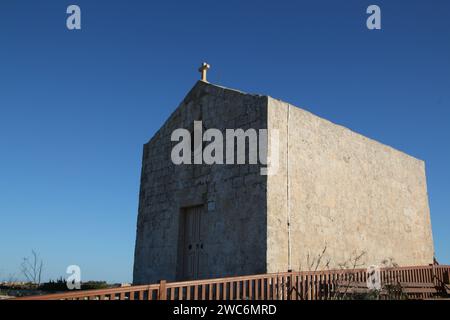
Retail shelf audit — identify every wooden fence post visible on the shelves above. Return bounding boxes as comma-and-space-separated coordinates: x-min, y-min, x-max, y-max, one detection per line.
159, 280, 167, 300
432, 264, 436, 286
289, 272, 293, 300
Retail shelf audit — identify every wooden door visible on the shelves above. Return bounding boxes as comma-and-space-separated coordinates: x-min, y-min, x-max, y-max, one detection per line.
182, 205, 204, 280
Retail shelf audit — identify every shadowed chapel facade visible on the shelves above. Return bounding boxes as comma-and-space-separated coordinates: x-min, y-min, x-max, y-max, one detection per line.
133, 80, 434, 284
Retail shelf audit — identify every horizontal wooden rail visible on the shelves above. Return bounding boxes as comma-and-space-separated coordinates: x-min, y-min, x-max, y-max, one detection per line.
13, 265, 450, 300
13, 283, 161, 300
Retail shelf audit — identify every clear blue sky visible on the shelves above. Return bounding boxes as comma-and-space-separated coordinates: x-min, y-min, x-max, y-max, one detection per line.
0, 0, 449, 283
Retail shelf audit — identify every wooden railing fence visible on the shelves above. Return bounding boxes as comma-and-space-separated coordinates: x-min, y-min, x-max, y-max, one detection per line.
14, 264, 450, 300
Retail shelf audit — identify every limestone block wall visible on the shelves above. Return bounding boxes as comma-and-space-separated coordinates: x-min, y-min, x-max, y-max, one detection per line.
133, 82, 268, 284
134, 81, 435, 284
267, 97, 434, 272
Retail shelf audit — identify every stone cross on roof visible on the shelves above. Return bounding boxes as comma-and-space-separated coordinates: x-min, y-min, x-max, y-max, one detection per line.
198, 62, 210, 82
